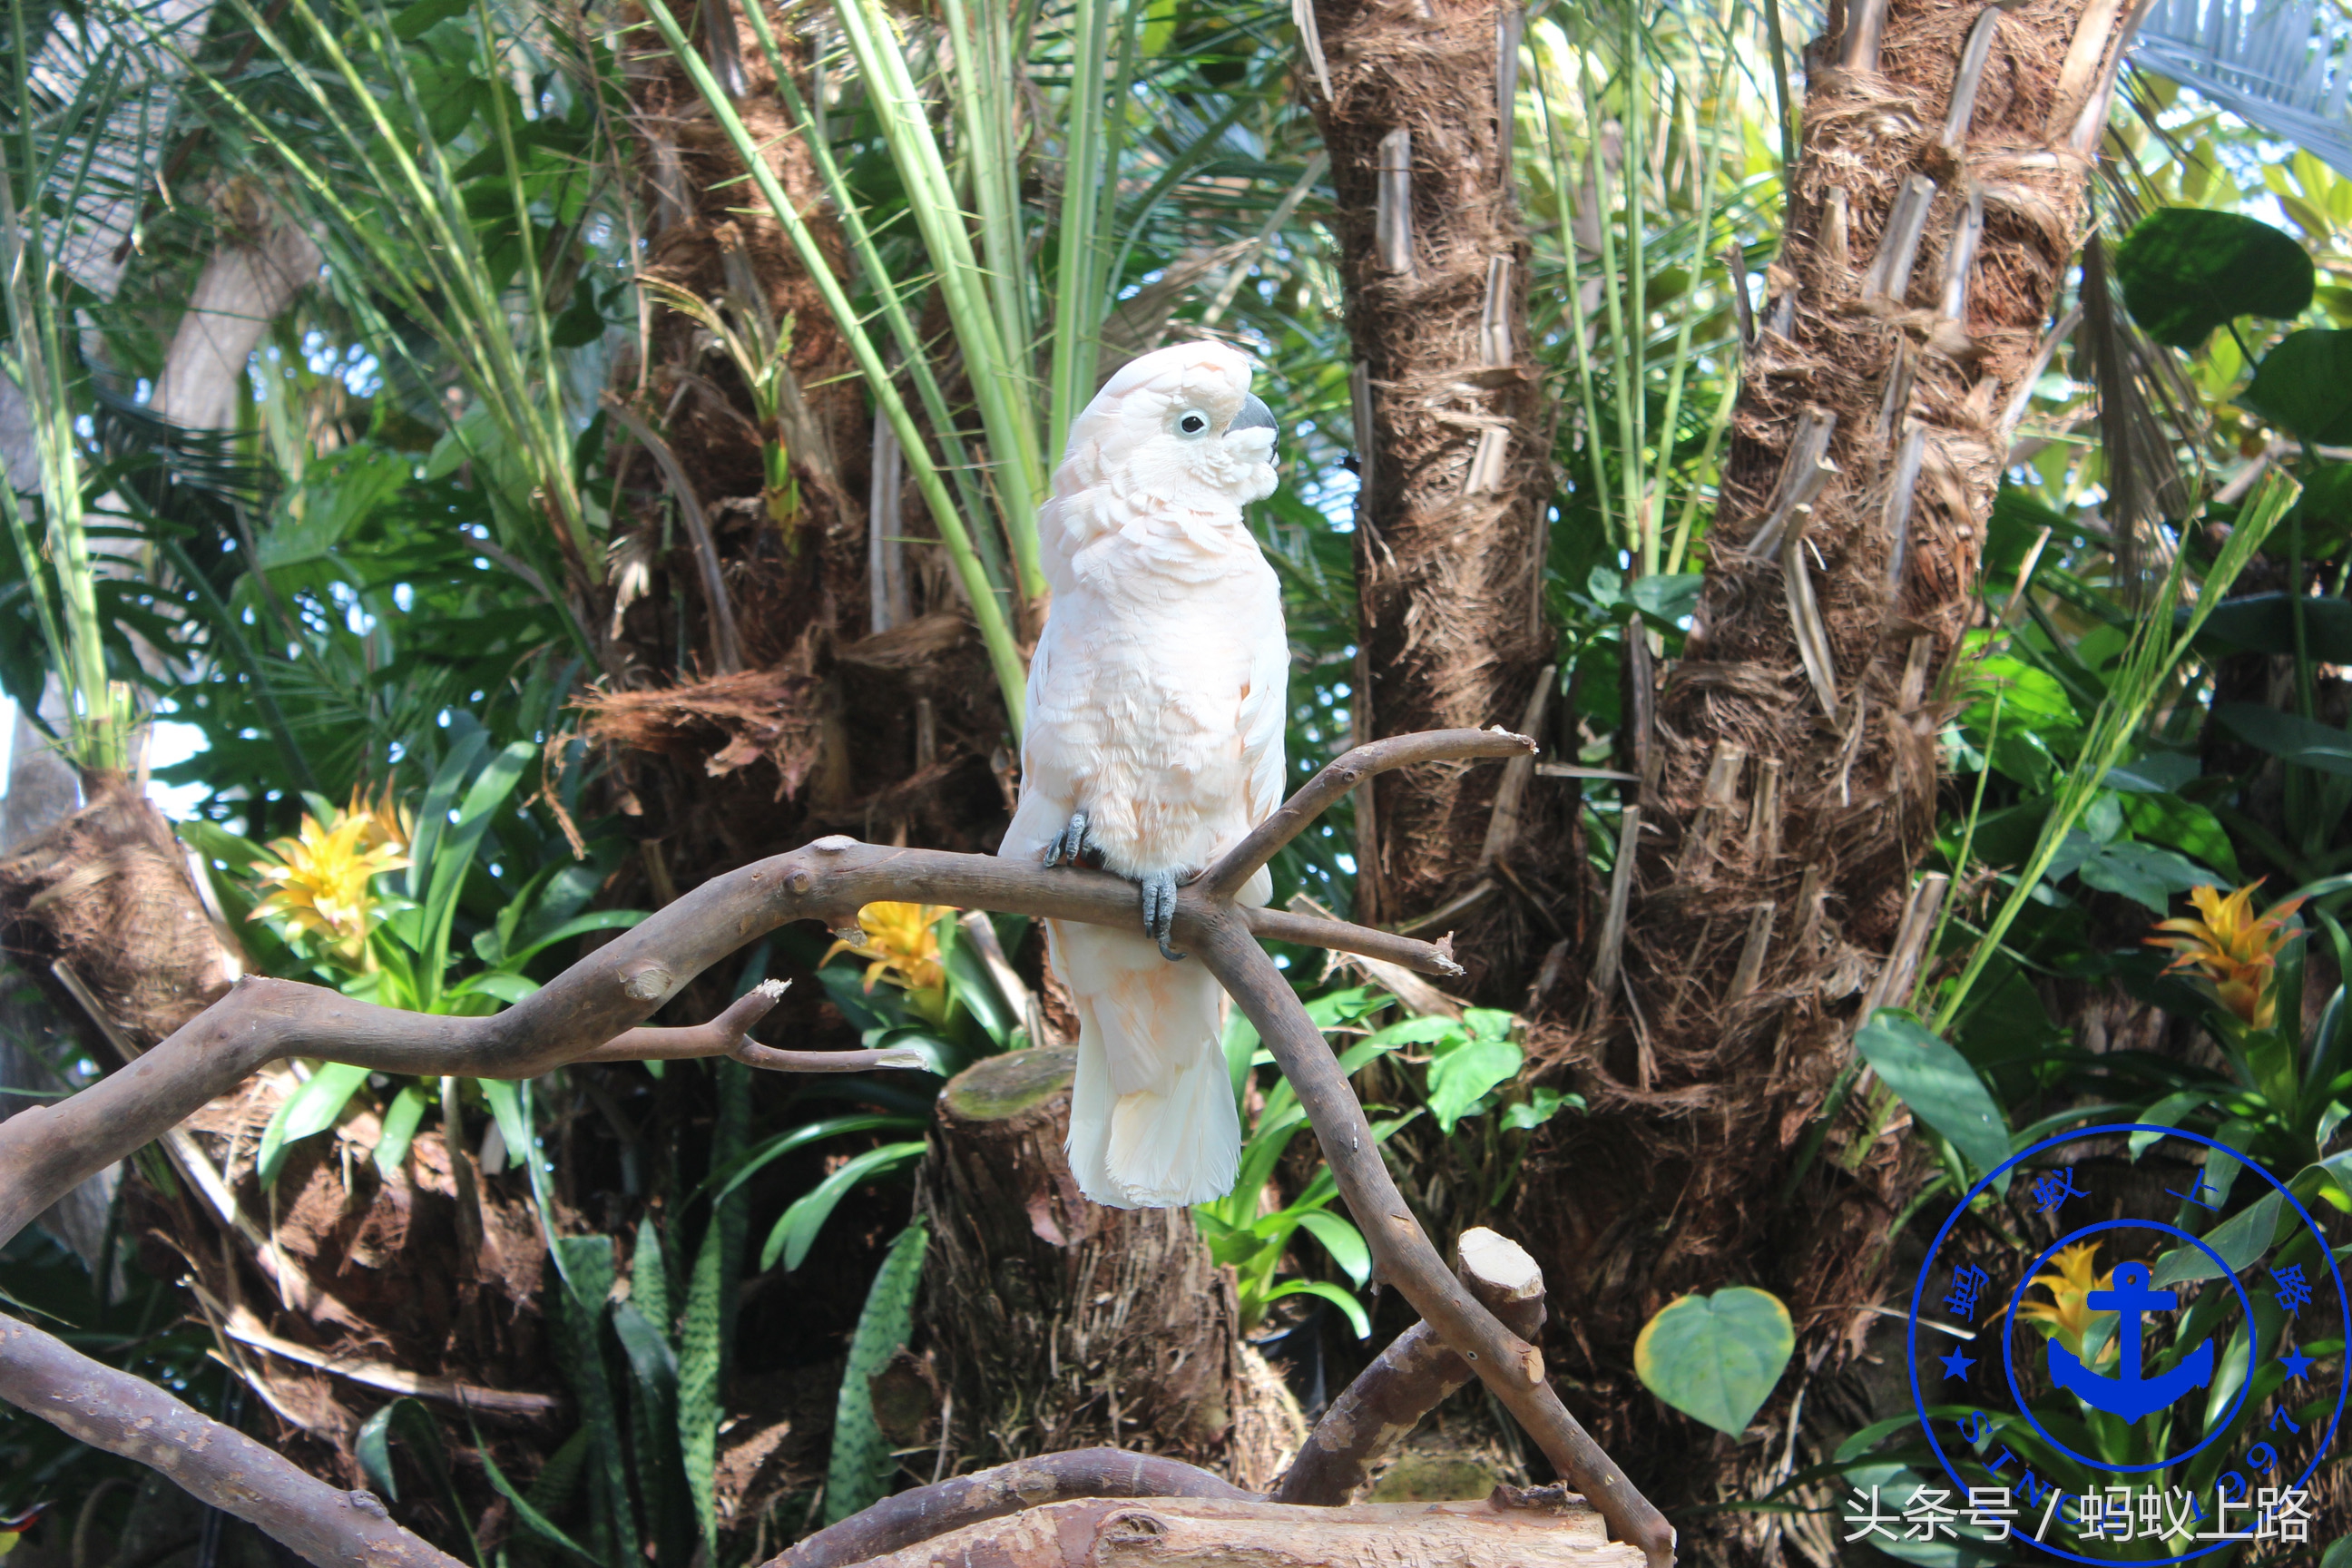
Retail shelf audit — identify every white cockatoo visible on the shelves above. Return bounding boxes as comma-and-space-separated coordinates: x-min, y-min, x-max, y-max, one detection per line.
1000, 340, 1287, 1210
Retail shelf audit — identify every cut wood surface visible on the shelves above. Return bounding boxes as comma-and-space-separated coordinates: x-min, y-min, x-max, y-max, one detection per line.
839, 1493, 1644, 1567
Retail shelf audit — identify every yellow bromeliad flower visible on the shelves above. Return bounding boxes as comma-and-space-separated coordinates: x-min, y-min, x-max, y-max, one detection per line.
824, 902, 950, 995
250, 803, 410, 965
351, 780, 413, 859
2018, 1240, 2120, 1367
2147, 880, 2304, 1030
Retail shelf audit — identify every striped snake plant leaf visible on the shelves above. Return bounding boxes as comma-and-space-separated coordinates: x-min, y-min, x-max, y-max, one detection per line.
824, 1220, 930, 1526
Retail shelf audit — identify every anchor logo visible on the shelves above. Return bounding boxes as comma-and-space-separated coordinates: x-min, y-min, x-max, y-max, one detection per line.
2045, 1260, 2214, 1422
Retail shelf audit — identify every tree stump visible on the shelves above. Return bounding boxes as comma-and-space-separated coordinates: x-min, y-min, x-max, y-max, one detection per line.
913, 1049, 1300, 1488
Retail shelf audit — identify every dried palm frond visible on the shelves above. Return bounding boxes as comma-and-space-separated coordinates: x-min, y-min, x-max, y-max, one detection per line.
2132, 0, 2352, 178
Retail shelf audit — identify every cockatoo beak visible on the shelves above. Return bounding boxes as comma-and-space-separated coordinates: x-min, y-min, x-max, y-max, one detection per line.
1229, 393, 1278, 437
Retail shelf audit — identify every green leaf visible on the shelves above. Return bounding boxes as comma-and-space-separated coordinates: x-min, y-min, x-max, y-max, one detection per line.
1627, 573, 1702, 626
1296, 1210, 1371, 1288
760, 1142, 927, 1271
1853, 1011, 2012, 1179
356, 1399, 481, 1565
1264, 1279, 1372, 1339
2075, 840, 2213, 911
2151, 1191, 2286, 1286
258, 1063, 371, 1186
1426, 1034, 1523, 1135
392, 0, 471, 36
2190, 593, 2352, 662
1633, 1287, 1794, 1436
2127, 1089, 2212, 1158
701, 1113, 923, 1202
2214, 701, 2352, 776
452, 972, 539, 1004
2115, 208, 2315, 347
825, 1220, 929, 1525
1504, 1087, 1583, 1131
2244, 328, 2352, 446
373, 1083, 430, 1181
477, 1431, 600, 1563
479, 1081, 532, 1180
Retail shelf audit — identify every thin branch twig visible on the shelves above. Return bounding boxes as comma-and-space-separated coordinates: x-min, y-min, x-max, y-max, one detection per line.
1201, 729, 1535, 901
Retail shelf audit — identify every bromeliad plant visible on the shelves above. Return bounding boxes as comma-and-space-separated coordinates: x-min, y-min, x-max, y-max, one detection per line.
184, 727, 645, 1185
1199, 986, 1581, 1339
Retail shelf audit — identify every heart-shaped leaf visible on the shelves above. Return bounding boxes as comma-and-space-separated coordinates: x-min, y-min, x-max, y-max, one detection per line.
2116, 208, 2314, 348
1634, 1287, 1794, 1435
2244, 328, 2352, 446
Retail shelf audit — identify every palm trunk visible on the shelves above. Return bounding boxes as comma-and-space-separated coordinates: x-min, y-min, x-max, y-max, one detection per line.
1304, 0, 1563, 981
1527, 0, 2144, 1553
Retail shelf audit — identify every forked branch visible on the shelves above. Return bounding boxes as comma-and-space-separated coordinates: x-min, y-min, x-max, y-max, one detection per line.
0, 728, 1673, 1568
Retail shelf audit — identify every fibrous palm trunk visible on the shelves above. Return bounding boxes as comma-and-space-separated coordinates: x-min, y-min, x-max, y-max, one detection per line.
1303, 0, 1564, 981
1528, 0, 2141, 1554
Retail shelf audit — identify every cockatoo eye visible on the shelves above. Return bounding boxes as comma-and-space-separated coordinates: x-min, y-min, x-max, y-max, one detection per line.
1175, 410, 1210, 436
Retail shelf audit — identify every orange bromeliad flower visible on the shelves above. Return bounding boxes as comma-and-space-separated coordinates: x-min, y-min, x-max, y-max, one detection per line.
2018, 1240, 2121, 1367
2147, 880, 2304, 1030
824, 902, 950, 995
250, 802, 411, 965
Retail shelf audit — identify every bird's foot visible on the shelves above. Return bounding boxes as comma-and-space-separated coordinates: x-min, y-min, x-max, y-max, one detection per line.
1140, 869, 1186, 962
1044, 809, 1104, 869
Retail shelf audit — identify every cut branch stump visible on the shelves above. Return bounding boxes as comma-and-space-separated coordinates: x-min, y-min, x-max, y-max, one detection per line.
913, 1051, 1298, 1485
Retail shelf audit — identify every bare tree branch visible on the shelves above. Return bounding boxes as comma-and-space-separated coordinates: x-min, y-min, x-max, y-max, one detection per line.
1194, 920, 1676, 1568
0, 1315, 466, 1568
0, 842, 1455, 1247
1275, 1229, 1547, 1505
769, 1448, 1252, 1568
1200, 729, 1535, 901
0, 730, 1668, 1568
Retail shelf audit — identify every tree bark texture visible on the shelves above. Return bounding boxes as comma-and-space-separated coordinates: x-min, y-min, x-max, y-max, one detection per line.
1528, 0, 2127, 1552
594, 0, 1011, 877
828, 1493, 1642, 1568
913, 1050, 1303, 1490
1305, 0, 1563, 976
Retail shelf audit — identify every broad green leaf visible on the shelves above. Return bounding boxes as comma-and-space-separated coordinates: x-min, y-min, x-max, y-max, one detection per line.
1297, 1210, 1371, 1288
2115, 208, 2314, 347
258, 1063, 371, 1186
2119, 793, 2239, 882
1426, 1034, 1523, 1134
453, 972, 538, 1004
2214, 702, 2352, 776
1627, 573, 1702, 625
2076, 840, 2213, 911
2244, 328, 2352, 446
1504, 1087, 1583, 1131
1633, 1287, 1794, 1435
2190, 593, 2352, 662
761, 1142, 927, 1271
1264, 1279, 1372, 1339
825, 1221, 929, 1524
1854, 1011, 2012, 1179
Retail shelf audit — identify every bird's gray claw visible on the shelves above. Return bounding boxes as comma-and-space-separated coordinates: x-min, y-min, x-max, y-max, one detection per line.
1045, 809, 1099, 868
1141, 870, 1185, 961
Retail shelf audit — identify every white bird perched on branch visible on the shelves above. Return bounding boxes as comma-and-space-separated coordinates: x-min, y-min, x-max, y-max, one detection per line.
1001, 340, 1287, 1209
